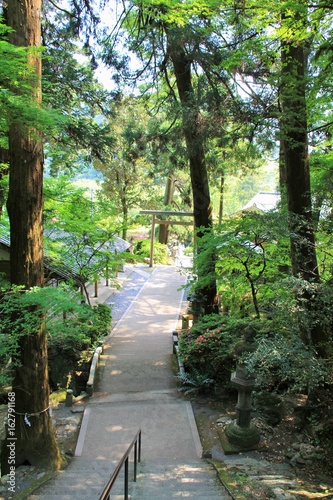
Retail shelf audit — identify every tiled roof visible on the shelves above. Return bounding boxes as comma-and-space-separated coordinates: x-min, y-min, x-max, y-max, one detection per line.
0, 225, 130, 284
241, 192, 280, 212
0, 225, 83, 284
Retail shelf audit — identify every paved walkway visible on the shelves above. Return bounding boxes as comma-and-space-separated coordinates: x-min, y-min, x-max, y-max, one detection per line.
30, 265, 230, 499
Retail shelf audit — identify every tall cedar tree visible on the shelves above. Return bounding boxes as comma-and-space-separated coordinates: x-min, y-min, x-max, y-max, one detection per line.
1, 0, 62, 472
126, 5, 218, 313
165, 27, 218, 313
280, 5, 328, 353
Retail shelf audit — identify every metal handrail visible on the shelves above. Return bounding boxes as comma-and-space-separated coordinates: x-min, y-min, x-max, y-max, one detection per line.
99, 429, 142, 500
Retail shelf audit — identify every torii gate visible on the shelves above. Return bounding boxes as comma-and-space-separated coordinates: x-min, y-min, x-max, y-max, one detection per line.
140, 210, 194, 267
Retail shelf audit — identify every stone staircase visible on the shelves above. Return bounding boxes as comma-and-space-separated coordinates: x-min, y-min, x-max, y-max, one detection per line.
28, 447, 228, 500
26, 265, 231, 499
28, 458, 114, 499
132, 460, 227, 499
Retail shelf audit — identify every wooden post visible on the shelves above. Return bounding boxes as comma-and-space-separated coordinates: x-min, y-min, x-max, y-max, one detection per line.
150, 214, 156, 267
94, 280, 98, 297
106, 263, 109, 286
139, 211, 195, 266
193, 220, 197, 251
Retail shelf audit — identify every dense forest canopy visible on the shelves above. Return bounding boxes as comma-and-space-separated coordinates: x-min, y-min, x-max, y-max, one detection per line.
1, 0, 333, 473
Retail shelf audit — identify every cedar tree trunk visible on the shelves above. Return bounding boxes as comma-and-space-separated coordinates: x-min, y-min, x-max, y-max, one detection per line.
158, 175, 175, 244
167, 31, 218, 314
280, 13, 327, 353
116, 171, 128, 241
1, 0, 62, 474
280, 40, 318, 283
0, 149, 9, 218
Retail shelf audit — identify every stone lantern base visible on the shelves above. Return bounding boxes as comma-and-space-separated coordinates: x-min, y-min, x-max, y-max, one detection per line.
224, 422, 260, 450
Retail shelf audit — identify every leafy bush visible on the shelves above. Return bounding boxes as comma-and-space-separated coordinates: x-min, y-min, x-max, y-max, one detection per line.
176, 370, 215, 394
193, 211, 291, 320
183, 246, 193, 256
134, 239, 169, 264
0, 285, 43, 388
188, 314, 225, 337
0, 283, 112, 389
178, 313, 331, 394
179, 314, 274, 388
178, 327, 234, 386
242, 334, 329, 393
47, 295, 111, 351
183, 210, 333, 394
178, 315, 249, 387
91, 303, 112, 336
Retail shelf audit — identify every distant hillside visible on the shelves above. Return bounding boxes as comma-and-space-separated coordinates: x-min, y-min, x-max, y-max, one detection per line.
74, 166, 103, 181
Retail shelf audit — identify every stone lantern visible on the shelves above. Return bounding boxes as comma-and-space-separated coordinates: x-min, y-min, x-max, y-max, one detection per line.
225, 363, 260, 449
188, 291, 204, 321
224, 328, 260, 450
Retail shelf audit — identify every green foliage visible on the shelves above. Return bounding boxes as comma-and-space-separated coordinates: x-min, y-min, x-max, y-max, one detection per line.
42, 15, 115, 175
242, 334, 329, 394
47, 298, 111, 352
0, 287, 26, 388
179, 262, 333, 392
0, 20, 64, 151
91, 303, 112, 336
183, 245, 193, 256
193, 210, 291, 319
176, 371, 215, 394
288, 277, 333, 356
46, 286, 110, 347
44, 175, 122, 282
186, 206, 333, 390
94, 96, 166, 238
178, 309, 331, 394
188, 313, 224, 335
134, 239, 169, 264
0, 283, 111, 389
178, 315, 251, 387
211, 163, 278, 217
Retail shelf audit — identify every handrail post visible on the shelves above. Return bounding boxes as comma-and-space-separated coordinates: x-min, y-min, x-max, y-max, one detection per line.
134, 441, 137, 482
99, 429, 141, 500
124, 457, 129, 500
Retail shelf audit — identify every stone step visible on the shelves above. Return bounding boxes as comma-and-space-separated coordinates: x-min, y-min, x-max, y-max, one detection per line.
29, 493, 130, 499
27, 457, 123, 499
27, 458, 230, 500
132, 460, 230, 499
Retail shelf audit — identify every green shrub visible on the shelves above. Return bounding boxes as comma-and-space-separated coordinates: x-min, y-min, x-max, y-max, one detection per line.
178, 316, 241, 387
188, 314, 227, 338
47, 301, 111, 351
242, 334, 329, 393
91, 303, 112, 336
176, 370, 215, 394
178, 316, 270, 389
183, 246, 193, 256
0, 284, 112, 390
134, 239, 169, 264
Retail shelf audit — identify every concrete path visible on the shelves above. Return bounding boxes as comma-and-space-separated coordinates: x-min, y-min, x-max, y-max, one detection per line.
30, 265, 230, 499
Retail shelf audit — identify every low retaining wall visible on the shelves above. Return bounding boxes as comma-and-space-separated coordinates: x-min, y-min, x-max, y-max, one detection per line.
172, 330, 185, 377
86, 344, 103, 397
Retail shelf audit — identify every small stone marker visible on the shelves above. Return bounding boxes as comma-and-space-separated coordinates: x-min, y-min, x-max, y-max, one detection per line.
65, 389, 74, 407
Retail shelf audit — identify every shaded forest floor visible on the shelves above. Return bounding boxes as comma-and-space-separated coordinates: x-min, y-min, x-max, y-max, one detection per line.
190, 388, 333, 499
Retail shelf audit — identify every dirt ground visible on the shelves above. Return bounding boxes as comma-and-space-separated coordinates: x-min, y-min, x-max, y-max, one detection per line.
188, 389, 333, 499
